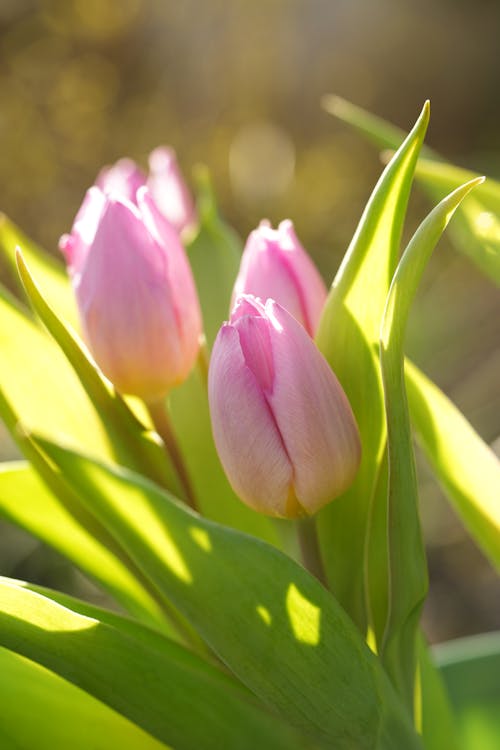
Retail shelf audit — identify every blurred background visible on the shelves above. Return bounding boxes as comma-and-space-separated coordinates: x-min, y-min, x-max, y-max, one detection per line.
0, 0, 499, 643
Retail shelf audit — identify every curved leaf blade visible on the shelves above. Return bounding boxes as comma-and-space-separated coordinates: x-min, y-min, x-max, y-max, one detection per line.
411, 159, 500, 285
0, 581, 311, 750
0, 213, 78, 324
324, 96, 500, 284
34, 437, 421, 749
315, 102, 429, 633
15, 250, 182, 496
0, 286, 116, 459
0, 645, 169, 750
406, 359, 500, 571
0, 461, 167, 630
379, 177, 483, 705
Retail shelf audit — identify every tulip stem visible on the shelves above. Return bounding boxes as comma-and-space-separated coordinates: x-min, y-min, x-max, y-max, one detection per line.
297, 517, 327, 587
146, 398, 199, 513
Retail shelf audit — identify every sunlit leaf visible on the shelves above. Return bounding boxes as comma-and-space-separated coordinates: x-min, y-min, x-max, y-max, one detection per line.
323, 96, 500, 284
0, 212, 78, 323
315, 102, 429, 635
411, 159, 500, 285
16, 250, 181, 495
0, 645, 169, 750
0, 581, 311, 750
0, 285, 119, 460
0, 461, 167, 631
379, 177, 483, 706
33, 437, 421, 750
406, 360, 500, 571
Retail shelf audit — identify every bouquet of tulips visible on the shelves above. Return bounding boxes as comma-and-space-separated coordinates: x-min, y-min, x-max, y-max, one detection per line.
0, 99, 498, 750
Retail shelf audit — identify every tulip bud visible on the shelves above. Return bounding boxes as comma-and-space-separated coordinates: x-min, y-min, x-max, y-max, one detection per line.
147, 146, 197, 236
59, 186, 202, 401
232, 220, 327, 337
96, 158, 147, 204
208, 295, 360, 518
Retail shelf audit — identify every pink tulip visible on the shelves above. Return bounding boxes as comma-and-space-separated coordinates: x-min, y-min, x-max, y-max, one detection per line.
59, 186, 202, 400
96, 158, 147, 204
147, 146, 197, 236
208, 295, 360, 518
232, 220, 327, 337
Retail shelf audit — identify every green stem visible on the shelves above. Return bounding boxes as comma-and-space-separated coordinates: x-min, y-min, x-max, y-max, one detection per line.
146, 398, 199, 513
297, 516, 327, 587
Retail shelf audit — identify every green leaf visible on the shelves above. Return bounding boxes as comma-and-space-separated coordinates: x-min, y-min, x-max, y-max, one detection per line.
0, 461, 167, 630
322, 95, 436, 157
411, 159, 500, 285
379, 177, 483, 706
33, 437, 421, 750
315, 102, 429, 634
1, 576, 199, 660
406, 359, 500, 571
323, 96, 500, 285
434, 632, 500, 750
15, 250, 182, 496
0, 581, 311, 750
418, 635, 460, 750
186, 166, 242, 349
0, 212, 78, 324
0, 645, 169, 750
0, 285, 118, 460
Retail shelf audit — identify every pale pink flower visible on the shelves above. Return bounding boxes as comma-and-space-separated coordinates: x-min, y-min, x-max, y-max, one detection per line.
147, 147, 197, 235
232, 220, 327, 336
208, 295, 360, 517
59, 186, 201, 400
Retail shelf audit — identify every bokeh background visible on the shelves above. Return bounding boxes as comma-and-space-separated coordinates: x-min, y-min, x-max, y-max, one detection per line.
0, 0, 499, 643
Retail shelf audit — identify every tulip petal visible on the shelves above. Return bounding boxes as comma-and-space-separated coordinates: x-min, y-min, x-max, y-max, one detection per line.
76, 198, 186, 399
147, 147, 196, 235
59, 187, 107, 278
232, 220, 327, 336
233, 314, 274, 393
276, 220, 327, 335
265, 300, 361, 514
137, 188, 202, 373
209, 325, 293, 516
96, 158, 147, 205
233, 224, 305, 328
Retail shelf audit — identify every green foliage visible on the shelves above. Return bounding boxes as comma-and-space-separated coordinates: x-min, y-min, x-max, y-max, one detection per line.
323, 95, 500, 284
0, 579, 310, 750
315, 102, 429, 635
0, 101, 499, 749
0, 462, 169, 630
379, 177, 482, 706
406, 361, 500, 572
0, 213, 78, 324
28, 437, 421, 749
0, 645, 168, 750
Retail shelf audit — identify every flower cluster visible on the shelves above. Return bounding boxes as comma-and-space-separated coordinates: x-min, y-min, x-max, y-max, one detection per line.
61, 147, 361, 517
